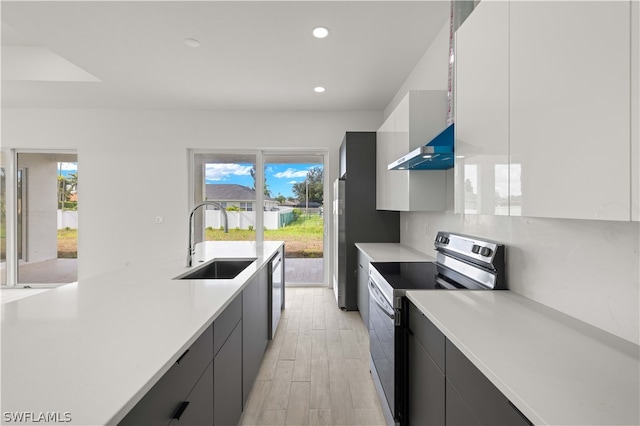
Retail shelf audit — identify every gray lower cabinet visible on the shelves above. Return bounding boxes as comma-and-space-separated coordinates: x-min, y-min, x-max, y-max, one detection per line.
242, 267, 269, 406
406, 300, 532, 426
445, 380, 480, 426
119, 256, 276, 426
168, 361, 214, 426
357, 250, 372, 327
118, 324, 214, 426
445, 340, 532, 426
214, 320, 243, 426
407, 303, 445, 426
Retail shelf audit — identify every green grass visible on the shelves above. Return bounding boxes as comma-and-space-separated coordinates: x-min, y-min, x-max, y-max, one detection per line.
206, 214, 324, 258
4, 215, 324, 261
58, 228, 78, 258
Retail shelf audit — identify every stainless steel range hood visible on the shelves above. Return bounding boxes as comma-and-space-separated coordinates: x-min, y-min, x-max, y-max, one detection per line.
388, 123, 454, 170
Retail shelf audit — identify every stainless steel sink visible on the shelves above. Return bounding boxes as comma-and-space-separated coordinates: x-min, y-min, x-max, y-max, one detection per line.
174, 258, 256, 280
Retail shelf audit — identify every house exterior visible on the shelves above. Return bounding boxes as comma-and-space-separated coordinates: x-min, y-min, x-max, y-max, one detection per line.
205, 184, 280, 211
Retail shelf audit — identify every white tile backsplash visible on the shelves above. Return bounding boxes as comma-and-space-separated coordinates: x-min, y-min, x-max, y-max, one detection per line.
401, 211, 640, 344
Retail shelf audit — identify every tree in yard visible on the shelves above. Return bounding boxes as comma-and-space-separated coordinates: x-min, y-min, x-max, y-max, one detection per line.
66, 172, 78, 192
292, 166, 323, 204
57, 173, 78, 209
250, 167, 271, 197
275, 194, 287, 205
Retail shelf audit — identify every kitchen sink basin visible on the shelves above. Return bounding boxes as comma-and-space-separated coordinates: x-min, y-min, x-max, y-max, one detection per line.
175, 258, 256, 280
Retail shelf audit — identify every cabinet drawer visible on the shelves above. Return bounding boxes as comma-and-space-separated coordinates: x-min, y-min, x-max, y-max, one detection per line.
167, 360, 214, 426
407, 333, 445, 426
214, 320, 243, 426
446, 340, 531, 426
408, 301, 445, 372
445, 379, 481, 426
119, 324, 214, 426
214, 294, 242, 356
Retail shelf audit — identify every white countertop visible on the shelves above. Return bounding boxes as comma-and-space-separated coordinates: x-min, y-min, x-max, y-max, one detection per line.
1, 241, 283, 426
355, 242, 435, 262
407, 290, 640, 426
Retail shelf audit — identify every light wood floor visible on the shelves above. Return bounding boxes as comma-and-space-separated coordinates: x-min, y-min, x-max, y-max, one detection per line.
239, 286, 386, 426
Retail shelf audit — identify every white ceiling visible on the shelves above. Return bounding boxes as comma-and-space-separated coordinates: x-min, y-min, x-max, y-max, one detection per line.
1, 1, 449, 111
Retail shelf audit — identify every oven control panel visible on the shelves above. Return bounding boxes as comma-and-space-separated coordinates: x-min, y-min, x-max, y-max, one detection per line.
434, 231, 504, 274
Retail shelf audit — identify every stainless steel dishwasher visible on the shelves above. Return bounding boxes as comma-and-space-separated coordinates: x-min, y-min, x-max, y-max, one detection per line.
269, 250, 283, 339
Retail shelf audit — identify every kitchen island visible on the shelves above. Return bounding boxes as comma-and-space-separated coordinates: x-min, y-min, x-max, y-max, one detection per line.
407, 290, 640, 426
1, 241, 283, 425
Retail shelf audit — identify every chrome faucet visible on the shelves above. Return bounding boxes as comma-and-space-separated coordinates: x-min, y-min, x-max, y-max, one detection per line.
187, 201, 228, 267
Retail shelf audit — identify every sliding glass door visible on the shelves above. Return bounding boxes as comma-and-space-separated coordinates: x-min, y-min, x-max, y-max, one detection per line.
263, 153, 325, 285
191, 150, 328, 286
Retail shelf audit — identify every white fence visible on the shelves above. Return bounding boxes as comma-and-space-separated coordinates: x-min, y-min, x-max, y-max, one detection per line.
57, 210, 78, 229
56, 208, 293, 231
206, 208, 293, 230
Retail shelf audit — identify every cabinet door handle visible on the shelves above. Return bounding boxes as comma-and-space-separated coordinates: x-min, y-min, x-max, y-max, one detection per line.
172, 401, 190, 420
176, 349, 190, 364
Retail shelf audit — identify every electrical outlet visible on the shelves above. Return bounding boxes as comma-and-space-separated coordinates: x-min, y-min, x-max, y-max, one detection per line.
155, 216, 164, 224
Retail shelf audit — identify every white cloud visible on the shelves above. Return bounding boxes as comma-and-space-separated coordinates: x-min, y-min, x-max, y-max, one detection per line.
274, 168, 308, 179
58, 162, 77, 171
287, 180, 299, 184
206, 163, 252, 181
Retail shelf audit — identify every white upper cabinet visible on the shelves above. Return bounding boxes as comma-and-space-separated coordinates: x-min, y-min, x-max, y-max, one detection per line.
510, 1, 632, 221
455, 0, 636, 221
376, 112, 403, 210
454, 0, 510, 216
376, 90, 448, 211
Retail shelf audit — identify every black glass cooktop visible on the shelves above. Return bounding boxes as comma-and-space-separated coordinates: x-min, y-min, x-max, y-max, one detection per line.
371, 262, 439, 290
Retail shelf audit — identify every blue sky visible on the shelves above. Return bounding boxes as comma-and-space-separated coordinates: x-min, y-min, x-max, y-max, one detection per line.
57, 162, 321, 199
57, 162, 77, 178
205, 163, 321, 199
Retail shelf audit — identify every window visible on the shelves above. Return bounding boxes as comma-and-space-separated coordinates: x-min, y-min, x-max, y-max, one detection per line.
191, 150, 328, 286
193, 152, 257, 240
263, 153, 325, 285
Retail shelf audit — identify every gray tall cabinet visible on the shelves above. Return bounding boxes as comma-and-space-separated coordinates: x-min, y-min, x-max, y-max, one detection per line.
337, 132, 400, 311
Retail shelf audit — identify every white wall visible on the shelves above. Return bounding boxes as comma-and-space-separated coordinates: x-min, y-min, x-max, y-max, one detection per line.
391, 17, 640, 344
17, 153, 58, 262
57, 210, 78, 229
2, 109, 382, 279
384, 19, 451, 119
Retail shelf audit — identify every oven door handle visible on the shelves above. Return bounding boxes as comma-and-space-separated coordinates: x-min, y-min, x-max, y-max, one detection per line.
368, 279, 394, 319
435, 276, 458, 290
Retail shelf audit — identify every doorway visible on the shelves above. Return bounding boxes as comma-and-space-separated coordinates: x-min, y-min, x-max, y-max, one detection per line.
263, 153, 326, 286
191, 150, 328, 287
14, 152, 78, 285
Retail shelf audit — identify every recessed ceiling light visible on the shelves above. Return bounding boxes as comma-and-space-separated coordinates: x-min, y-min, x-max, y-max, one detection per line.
184, 38, 200, 48
314, 86, 326, 93
312, 27, 330, 39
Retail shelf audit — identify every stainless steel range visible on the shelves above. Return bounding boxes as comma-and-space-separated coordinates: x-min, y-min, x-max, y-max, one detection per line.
368, 231, 506, 425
